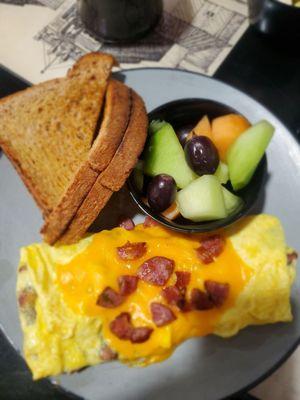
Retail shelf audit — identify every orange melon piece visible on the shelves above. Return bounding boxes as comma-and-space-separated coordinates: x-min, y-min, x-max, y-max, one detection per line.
187, 115, 213, 141
212, 114, 251, 161
162, 202, 180, 220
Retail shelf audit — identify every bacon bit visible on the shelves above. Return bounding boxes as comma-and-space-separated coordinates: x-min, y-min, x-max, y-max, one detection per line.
196, 234, 225, 264
118, 275, 139, 296
204, 280, 230, 307
150, 302, 177, 327
143, 216, 159, 227
100, 344, 118, 361
201, 234, 225, 251
190, 288, 214, 310
161, 286, 183, 306
177, 298, 192, 312
137, 257, 175, 286
18, 265, 27, 273
97, 287, 124, 308
109, 312, 133, 340
131, 327, 153, 343
175, 271, 191, 290
118, 216, 135, 230
17, 287, 37, 325
117, 241, 147, 261
18, 287, 37, 308
110, 312, 153, 343
287, 251, 298, 265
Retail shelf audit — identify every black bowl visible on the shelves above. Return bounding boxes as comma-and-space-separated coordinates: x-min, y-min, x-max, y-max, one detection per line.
128, 98, 267, 233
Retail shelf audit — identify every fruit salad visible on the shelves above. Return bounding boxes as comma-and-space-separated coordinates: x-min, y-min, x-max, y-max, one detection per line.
134, 113, 274, 223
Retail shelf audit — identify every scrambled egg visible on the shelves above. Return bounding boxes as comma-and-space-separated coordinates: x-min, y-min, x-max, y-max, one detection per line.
16, 215, 296, 380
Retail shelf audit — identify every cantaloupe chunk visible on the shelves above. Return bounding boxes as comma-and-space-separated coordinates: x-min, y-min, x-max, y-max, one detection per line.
193, 115, 212, 138
187, 115, 213, 141
162, 202, 180, 220
212, 114, 251, 161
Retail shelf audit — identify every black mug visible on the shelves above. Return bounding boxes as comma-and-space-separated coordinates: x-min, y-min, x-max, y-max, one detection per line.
248, 0, 300, 40
77, 0, 163, 43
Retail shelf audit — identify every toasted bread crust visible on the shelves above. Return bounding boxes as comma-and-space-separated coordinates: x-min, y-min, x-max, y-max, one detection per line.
0, 140, 49, 214
58, 89, 148, 245
100, 90, 148, 192
41, 79, 131, 244
67, 52, 117, 78
88, 80, 131, 171
0, 52, 115, 215
40, 162, 98, 241
57, 183, 113, 245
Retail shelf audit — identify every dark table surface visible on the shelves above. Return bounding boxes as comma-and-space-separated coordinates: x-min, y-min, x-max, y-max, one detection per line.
0, 24, 299, 400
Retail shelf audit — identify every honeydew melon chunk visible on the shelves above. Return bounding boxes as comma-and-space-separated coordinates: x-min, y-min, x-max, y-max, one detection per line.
222, 186, 243, 215
227, 120, 274, 191
215, 161, 229, 184
144, 122, 197, 189
176, 175, 227, 222
149, 120, 167, 135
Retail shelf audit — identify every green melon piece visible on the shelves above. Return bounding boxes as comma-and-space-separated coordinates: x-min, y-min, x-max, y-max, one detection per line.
222, 186, 243, 215
215, 162, 229, 184
176, 175, 227, 222
148, 120, 167, 135
144, 122, 197, 189
227, 120, 274, 191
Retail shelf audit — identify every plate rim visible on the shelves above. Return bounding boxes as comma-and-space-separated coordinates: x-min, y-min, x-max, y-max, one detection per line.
1, 65, 299, 400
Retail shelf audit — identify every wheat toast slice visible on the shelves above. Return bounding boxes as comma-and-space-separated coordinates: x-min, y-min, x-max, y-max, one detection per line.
0, 52, 115, 215
58, 89, 148, 245
41, 79, 131, 244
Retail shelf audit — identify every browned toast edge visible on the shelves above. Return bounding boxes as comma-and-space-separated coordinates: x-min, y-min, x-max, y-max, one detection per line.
0, 140, 53, 215
88, 79, 131, 171
57, 89, 148, 245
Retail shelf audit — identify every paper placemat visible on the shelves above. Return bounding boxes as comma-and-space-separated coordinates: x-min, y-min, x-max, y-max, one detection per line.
2, 2, 299, 400
0, 0, 249, 83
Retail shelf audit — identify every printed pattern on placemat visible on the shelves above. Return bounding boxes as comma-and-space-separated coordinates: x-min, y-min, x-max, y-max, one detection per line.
0, 0, 64, 9
0, 0, 249, 82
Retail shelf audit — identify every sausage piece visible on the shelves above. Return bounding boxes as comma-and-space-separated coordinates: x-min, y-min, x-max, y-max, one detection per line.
150, 302, 177, 327
143, 216, 159, 227
161, 286, 183, 306
204, 280, 230, 307
175, 271, 191, 290
109, 312, 133, 340
196, 234, 225, 264
117, 241, 147, 261
118, 275, 139, 296
97, 287, 124, 308
110, 312, 153, 343
190, 288, 214, 311
118, 216, 135, 231
137, 257, 174, 286
131, 327, 153, 343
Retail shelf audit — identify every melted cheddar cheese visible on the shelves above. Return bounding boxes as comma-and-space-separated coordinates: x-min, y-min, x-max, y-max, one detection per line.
56, 224, 252, 364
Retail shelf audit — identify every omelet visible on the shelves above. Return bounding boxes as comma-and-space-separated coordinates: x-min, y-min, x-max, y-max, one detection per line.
16, 214, 296, 380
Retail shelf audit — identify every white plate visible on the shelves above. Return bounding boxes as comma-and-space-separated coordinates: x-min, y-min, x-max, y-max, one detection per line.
0, 68, 299, 400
